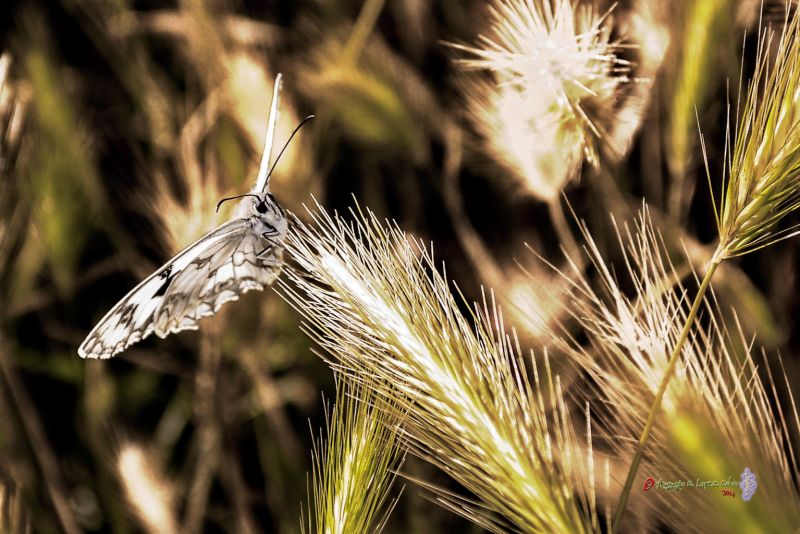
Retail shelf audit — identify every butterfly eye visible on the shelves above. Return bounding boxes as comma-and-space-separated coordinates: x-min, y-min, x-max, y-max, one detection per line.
255, 200, 268, 214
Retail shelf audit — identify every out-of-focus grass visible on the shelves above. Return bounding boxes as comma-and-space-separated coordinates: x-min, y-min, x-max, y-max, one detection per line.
666, 0, 738, 220
0, 459, 30, 533
10, 13, 103, 302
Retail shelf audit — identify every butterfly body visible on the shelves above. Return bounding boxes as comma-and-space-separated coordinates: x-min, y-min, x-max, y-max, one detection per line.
79, 73, 306, 359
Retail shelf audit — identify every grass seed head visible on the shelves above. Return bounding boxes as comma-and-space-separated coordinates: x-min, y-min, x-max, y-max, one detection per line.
454, 0, 629, 200
281, 202, 599, 533
716, 7, 800, 257
305, 378, 404, 534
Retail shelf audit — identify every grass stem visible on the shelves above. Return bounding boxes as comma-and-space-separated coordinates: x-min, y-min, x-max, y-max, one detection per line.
0, 336, 81, 534
548, 197, 584, 271
340, 0, 386, 65
611, 252, 722, 531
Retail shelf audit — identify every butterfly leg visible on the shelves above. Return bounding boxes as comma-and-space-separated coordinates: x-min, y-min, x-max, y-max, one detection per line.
257, 251, 284, 268
256, 243, 284, 267
257, 228, 280, 258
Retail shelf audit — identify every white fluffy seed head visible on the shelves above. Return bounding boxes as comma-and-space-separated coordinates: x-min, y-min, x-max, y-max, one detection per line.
455, 0, 629, 200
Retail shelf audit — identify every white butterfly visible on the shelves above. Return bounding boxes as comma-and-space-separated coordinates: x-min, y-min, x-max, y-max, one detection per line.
79, 74, 307, 359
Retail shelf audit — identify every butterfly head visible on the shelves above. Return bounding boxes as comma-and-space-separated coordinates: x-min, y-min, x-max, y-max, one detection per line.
216, 192, 284, 218
252, 192, 288, 236
252, 192, 286, 220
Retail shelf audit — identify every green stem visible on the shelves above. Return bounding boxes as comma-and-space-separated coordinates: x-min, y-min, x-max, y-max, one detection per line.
611, 253, 722, 532
340, 0, 387, 66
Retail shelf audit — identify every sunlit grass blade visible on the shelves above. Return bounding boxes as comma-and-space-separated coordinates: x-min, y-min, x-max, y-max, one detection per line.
0, 51, 30, 306
667, 0, 734, 219
0, 473, 29, 534
116, 443, 179, 534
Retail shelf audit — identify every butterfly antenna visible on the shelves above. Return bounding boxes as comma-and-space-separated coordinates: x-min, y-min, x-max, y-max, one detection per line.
255, 73, 283, 194
261, 114, 315, 193
216, 193, 262, 213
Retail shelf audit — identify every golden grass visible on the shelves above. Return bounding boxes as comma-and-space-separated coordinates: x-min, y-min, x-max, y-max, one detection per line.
304, 378, 404, 534
4, 1, 800, 532
282, 202, 599, 532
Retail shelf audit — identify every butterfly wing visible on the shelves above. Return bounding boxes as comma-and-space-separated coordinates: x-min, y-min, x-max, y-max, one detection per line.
78, 218, 282, 359
153, 220, 283, 336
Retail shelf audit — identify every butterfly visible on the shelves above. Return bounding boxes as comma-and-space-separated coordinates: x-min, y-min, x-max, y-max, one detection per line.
79, 74, 311, 359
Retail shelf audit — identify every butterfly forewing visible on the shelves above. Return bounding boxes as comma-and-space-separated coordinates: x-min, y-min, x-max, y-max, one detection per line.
78, 217, 284, 359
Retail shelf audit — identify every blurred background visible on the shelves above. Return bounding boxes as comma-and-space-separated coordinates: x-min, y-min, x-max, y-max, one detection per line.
0, 0, 798, 532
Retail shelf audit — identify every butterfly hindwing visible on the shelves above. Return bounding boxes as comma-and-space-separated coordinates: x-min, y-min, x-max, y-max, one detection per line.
154, 225, 283, 336
78, 219, 279, 359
